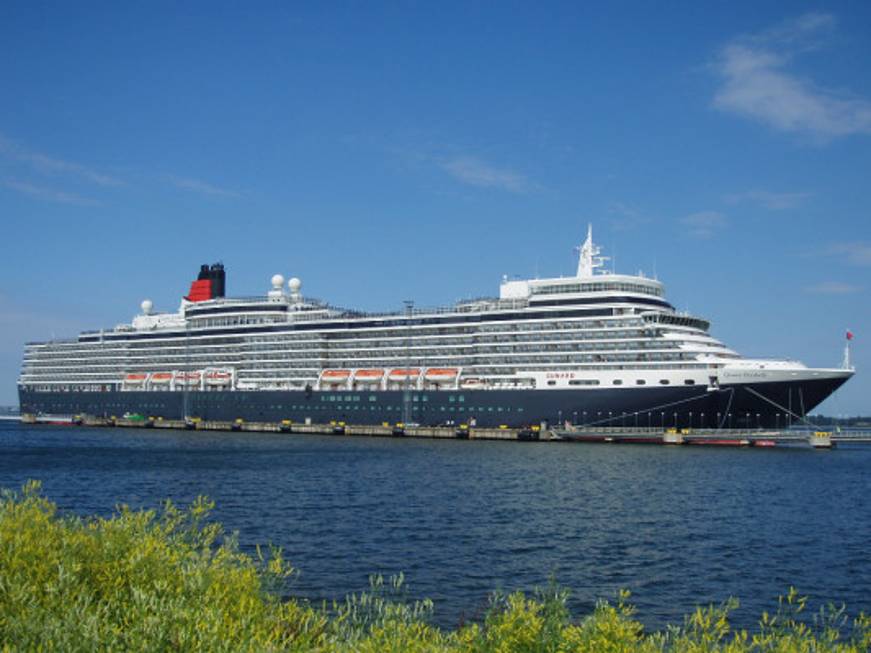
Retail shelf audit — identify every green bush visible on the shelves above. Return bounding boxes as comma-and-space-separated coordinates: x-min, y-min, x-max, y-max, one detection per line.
1, 482, 868, 652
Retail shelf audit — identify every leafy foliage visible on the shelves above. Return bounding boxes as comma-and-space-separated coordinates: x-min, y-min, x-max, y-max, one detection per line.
1, 482, 868, 652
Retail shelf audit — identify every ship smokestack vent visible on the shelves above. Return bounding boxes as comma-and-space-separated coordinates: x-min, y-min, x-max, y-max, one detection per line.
210, 262, 226, 298
186, 262, 226, 302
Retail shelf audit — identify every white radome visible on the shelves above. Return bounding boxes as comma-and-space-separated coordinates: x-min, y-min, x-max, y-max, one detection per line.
271, 274, 285, 289
141, 299, 153, 315
288, 277, 301, 292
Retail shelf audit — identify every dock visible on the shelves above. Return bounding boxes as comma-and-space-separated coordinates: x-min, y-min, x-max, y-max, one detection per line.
20, 414, 530, 441
15, 414, 871, 448
550, 426, 871, 448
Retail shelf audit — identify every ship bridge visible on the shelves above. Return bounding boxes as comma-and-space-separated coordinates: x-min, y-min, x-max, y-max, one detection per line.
499, 225, 670, 313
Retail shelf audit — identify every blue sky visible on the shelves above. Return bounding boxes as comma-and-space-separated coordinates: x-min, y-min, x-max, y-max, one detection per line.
1, 2, 869, 413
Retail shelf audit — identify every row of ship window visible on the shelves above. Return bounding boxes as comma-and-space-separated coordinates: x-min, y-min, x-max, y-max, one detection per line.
23, 348, 706, 373
23, 354, 699, 377
531, 282, 663, 297
79, 316, 661, 348
547, 378, 698, 387
323, 319, 651, 339
28, 334, 658, 360
320, 394, 466, 402
21, 362, 722, 392
26, 340, 695, 365
304, 404, 522, 413
20, 364, 720, 391
191, 316, 287, 327
28, 332, 660, 359
26, 336, 688, 360
27, 317, 679, 356
31, 316, 678, 353
24, 357, 719, 379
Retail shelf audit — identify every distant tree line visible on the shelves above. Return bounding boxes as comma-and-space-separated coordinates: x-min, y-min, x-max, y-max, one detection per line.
808, 414, 871, 427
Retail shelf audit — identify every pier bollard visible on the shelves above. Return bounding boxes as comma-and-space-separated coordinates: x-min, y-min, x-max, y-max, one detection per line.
808, 431, 833, 449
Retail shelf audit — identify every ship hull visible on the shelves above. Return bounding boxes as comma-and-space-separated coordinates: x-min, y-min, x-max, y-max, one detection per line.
18, 375, 848, 430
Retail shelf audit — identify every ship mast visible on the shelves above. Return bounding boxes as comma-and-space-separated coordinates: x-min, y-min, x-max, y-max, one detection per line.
576, 224, 608, 278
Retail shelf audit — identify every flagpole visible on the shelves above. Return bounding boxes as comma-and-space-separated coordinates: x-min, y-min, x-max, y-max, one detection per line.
843, 330, 854, 370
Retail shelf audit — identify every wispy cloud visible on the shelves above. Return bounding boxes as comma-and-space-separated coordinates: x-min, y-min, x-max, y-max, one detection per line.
0, 133, 124, 187
166, 175, 240, 198
2, 178, 102, 207
680, 211, 727, 238
712, 13, 871, 141
438, 156, 536, 193
607, 201, 652, 231
804, 281, 862, 295
725, 190, 811, 210
825, 242, 871, 266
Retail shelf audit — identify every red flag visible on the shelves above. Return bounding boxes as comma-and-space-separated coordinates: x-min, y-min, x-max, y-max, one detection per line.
846, 330, 854, 341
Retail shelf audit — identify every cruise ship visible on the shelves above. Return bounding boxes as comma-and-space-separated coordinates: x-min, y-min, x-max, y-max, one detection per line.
18, 227, 853, 429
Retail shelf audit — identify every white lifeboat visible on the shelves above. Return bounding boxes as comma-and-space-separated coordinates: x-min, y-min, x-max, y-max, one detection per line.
175, 371, 202, 387
206, 370, 233, 386
460, 377, 485, 389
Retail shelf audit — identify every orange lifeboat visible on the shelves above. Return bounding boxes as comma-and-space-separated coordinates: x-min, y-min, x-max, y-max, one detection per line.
425, 368, 459, 381
321, 369, 351, 388
322, 369, 351, 380
124, 373, 148, 386
354, 369, 384, 383
389, 368, 420, 379
150, 372, 173, 385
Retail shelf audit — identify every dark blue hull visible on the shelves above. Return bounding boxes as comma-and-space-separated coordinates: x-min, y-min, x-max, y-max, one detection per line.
18, 376, 847, 429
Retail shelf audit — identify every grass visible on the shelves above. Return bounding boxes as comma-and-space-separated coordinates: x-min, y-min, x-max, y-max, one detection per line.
1, 481, 868, 652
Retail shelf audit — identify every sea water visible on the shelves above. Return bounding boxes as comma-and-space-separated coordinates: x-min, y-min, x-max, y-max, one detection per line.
1, 421, 868, 629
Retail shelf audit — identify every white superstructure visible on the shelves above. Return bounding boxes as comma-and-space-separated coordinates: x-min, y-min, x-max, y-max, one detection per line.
18, 227, 849, 398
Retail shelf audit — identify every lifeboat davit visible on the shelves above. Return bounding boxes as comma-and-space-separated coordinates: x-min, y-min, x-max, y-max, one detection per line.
354, 369, 384, 383
150, 372, 173, 385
